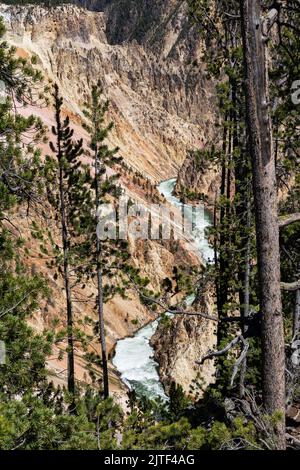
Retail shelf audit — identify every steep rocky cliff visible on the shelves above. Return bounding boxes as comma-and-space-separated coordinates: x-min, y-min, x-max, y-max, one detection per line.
10, 190, 200, 400
0, 1, 217, 400
174, 150, 220, 211
0, 1, 216, 180
151, 288, 217, 398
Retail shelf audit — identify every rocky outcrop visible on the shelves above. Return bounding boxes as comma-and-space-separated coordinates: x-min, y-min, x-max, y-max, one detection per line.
0, 2, 216, 181
151, 288, 217, 398
0, 1, 218, 399
174, 150, 220, 211
12, 195, 199, 399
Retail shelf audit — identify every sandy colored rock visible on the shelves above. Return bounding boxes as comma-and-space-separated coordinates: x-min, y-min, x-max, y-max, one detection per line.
151, 287, 217, 398
0, 2, 216, 181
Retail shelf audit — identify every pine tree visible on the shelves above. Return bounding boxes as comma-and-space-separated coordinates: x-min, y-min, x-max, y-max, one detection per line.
83, 85, 124, 398
188, 0, 258, 397
46, 84, 92, 408
0, 19, 97, 450
240, 0, 286, 449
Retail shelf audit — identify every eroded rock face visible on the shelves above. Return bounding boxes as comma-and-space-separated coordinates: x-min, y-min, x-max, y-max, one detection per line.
0, 1, 217, 397
174, 150, 220, 211
0, 2, 216, 180
151, 289, 217, 398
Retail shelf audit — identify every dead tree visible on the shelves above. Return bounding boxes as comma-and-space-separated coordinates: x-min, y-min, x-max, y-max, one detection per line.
293, 290, 300, 340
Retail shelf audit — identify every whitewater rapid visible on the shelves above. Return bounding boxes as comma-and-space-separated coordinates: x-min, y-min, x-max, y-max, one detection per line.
112, 178, 213, 400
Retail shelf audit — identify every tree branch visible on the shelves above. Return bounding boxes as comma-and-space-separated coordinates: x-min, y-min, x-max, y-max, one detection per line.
196, 335, 242, 365
0, 290, 35, 318
231, 336, 250, 386
264, 8, 279, 33
128, 276, 219, 322
281, 280, 300, 292
279, 213, 300, 228
196, 334, 250, 387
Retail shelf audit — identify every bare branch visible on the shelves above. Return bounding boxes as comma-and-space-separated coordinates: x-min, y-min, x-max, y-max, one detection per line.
196, 334, 242, 365
129, 276, 219, 322
0, 216, 21, 235
197, 334, 250, 387
279, 213, 300, 228
281, 280, 300, 292
11, 438, 26, 450
0, 290, 35, 318
286, 433, 300, 450
231, 336, 250, 386
264, 8, 279, 33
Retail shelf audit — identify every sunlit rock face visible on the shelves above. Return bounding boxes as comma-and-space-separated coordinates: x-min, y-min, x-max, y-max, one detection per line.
0, 1, 216, 180
0, 0, 217, 399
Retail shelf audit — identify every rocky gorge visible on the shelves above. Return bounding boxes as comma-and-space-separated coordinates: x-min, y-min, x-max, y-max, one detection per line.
0, 1, 219, 402
1, 1, 216, 180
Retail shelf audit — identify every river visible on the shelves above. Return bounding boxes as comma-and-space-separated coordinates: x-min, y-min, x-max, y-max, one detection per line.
112, 178, 213, 400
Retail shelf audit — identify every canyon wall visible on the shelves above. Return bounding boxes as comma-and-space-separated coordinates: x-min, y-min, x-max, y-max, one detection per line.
174, 150, 220, 211
0, 1, 217, 399
151, 288, 217, 398
0, 1, 216, 180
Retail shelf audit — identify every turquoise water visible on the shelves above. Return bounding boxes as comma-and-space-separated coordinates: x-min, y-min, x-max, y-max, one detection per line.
112, 178, 213, 399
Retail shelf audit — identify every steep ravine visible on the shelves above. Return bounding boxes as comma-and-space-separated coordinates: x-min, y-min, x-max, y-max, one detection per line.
174, 150, 220, 211
151, 289, 217, 398
0, 2, 218, 400
0, 2, 216, 180
113, 178, 216, 400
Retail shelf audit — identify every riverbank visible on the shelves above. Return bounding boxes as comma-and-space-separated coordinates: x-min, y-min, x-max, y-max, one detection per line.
113, 178, 215, 400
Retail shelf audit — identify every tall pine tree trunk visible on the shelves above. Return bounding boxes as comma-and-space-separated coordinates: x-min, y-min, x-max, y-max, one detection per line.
59, 164, 75, 401
53, 87, 76, 403
217, 116, 229, 345
95, 148, 109, 399
51, 84, 84, 412
240, 0, 285, 449
293, 289, 300, 340
239, 196, 251, 398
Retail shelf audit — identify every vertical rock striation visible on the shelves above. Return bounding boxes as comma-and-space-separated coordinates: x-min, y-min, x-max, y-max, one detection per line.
0, 1, 216, 180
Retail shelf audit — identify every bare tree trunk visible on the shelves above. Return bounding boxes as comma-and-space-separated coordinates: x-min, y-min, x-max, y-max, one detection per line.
239, 197, 251, 398
240, 0, 286, 449
52, 84, 77, 412
218, 117, 229, 345
293, 289, 300, 340
59, 165, 76, 404
95, 148, 109, 399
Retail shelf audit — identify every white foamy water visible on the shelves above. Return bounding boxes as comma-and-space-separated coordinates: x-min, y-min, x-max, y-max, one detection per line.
159, 178, 214, 262
112, 178, 213, 400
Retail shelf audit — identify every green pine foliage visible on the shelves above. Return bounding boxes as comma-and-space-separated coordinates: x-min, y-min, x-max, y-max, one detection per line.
82, 84, 130, 300
0, 1, 299, 450
187, 0, 261, 397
